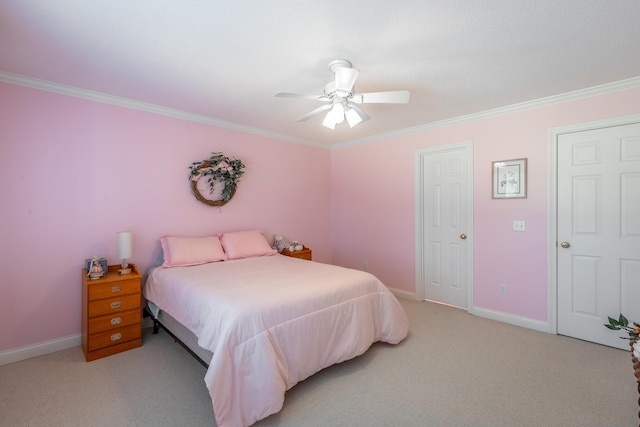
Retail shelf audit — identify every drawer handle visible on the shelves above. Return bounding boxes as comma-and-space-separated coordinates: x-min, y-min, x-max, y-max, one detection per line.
110, 301, 121, 309
111, 286, 121, 293
110, 333, 122, 341
110, 317, 122, 325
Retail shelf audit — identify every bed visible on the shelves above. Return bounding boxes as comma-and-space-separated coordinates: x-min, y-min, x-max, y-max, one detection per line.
143, 232, 409, 427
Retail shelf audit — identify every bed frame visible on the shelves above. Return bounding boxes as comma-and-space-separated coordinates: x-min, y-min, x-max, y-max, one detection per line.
144, 306, 213, 368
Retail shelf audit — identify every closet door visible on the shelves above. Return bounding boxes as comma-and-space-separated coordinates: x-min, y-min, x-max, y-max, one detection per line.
416, 141, 473, 308
556, 122, 640, 349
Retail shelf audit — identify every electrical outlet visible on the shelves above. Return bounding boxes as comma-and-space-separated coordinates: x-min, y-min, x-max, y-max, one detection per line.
499, 284, 507, 295
513, 220, 526, 231
363, 262, 369, 271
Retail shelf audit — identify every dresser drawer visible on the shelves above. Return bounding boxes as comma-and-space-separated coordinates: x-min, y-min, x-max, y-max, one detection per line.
88, 294, 140, 318
88, 278, 140, 301
87, 324, 141, 352
88, 308, 140, 334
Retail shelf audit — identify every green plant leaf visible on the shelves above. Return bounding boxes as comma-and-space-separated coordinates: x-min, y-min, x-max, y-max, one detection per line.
618, 314, 629, 327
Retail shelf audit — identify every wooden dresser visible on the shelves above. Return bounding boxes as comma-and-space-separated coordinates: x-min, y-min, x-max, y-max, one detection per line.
82, 264, 142, 361
281, 246, 312, 261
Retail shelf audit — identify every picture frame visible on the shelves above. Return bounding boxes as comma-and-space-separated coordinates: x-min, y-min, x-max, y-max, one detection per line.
85, 257, 107, 279
492, 158, 527, 199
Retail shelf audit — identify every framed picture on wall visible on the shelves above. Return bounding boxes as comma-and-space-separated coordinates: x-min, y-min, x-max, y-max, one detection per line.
492, 158, 527, 199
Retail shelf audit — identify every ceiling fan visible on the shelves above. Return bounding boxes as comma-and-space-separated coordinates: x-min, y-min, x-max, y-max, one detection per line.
275, 59, 410, 129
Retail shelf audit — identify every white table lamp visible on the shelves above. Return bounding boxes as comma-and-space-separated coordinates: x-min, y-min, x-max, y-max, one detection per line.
117, 231, 133, 275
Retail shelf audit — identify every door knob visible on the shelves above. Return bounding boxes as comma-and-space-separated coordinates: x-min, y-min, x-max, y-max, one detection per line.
460, 234, 467, 240
560, 241, 571, 248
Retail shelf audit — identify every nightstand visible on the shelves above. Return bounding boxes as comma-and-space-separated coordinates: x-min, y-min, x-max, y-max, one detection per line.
281, 246, 312, 261
82, 264, 142, 361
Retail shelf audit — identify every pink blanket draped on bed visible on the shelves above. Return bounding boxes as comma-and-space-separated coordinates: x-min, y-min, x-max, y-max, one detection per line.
144, 255, 409, 427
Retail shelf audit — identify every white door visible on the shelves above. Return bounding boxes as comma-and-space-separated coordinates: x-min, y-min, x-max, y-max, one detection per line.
415, 141, 473, 308
557, 123, 640, 349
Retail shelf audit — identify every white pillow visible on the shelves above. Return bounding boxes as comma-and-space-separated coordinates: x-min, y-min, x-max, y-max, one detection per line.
219, 230, 277, 260
160, 235, 227, 267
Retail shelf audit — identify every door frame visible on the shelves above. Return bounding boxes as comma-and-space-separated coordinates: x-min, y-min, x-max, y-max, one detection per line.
414, 140, 474, 308
547, 113, 640, 334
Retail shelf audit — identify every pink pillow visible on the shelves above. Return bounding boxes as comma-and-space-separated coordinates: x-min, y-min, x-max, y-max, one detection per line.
160, 235, 227, 267
219, 230, 277, 260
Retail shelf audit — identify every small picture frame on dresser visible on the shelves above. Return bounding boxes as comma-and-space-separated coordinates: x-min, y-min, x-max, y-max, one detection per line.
85, 257, 107, 279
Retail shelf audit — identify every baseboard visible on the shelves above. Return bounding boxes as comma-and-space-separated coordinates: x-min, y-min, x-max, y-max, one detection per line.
469, 306, 551, 333
0, 301, 548, 367
0, 334, 81, 366
388, 287, 420, 301
380, 288, 552, 334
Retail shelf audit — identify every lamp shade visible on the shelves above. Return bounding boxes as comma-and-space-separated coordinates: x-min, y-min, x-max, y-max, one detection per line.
117, 231, 133, 260
329, 103, 345, 123
322, 112, 336, 129
345, 107, 363, 128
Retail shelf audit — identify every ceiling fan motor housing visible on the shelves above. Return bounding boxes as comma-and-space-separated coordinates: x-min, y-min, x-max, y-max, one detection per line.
325, 59, 356, 99
324, 82, 352, 100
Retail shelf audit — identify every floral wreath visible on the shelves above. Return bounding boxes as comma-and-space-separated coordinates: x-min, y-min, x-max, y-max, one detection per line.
188, 152, 245, 206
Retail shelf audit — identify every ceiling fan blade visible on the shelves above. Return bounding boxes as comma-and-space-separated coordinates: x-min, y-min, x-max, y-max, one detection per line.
351, 90, 410, 104
275, 92, 327, 101
334, 67, 359, 93
296, 104, 332, 122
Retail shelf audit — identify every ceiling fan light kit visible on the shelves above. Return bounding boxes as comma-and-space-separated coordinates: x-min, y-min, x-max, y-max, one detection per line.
275, 59, 410, 130
322, 112, 336, 129
344, 107, 363, 128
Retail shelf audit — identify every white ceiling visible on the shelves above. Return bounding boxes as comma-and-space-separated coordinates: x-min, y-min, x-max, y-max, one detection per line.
1, 0, 640, 147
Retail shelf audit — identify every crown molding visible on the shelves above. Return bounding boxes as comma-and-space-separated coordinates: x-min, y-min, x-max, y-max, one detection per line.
2, 70, 638, 151
0, 71, 326, 149
332, 76, 640, 149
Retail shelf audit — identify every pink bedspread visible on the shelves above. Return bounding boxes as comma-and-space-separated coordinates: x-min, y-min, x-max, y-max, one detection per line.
144, 255, 409, 427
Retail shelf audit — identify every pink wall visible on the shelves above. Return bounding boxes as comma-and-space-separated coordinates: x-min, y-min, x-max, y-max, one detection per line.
331, 87, 640, 323
0, 82, 331, 352
2, 79, 639, 354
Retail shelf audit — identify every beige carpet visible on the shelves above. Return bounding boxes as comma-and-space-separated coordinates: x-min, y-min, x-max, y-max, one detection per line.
1, 299, 637, 426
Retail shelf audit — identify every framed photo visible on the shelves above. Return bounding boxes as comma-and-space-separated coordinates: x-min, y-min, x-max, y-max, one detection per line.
85, 257, 107, 279
492, 158, 527, 199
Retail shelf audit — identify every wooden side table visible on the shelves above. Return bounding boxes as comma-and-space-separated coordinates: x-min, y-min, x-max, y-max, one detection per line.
281, 246, 312, 261
82, 264, 142, 361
